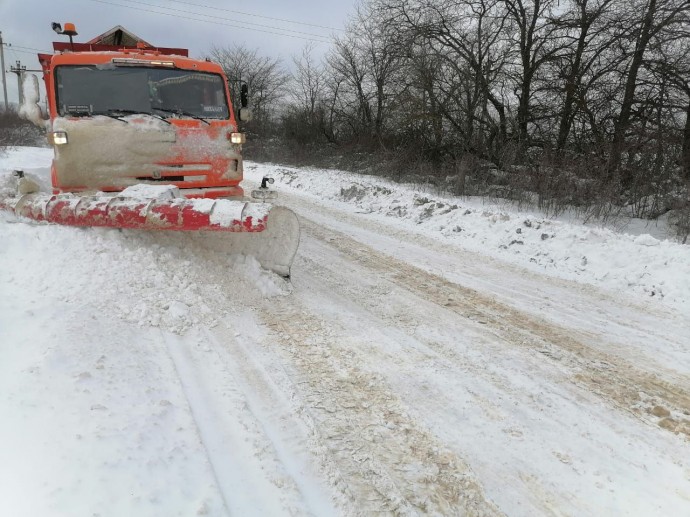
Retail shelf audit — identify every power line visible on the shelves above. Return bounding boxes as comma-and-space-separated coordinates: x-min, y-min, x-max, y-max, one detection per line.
119, 0, 333, 39
89, 0, 333, 43
164, 0, 344, 32
6, 46, 21, 64
1, 45, 46, 58
4, 44, 52, 53
8, 48, 41, 56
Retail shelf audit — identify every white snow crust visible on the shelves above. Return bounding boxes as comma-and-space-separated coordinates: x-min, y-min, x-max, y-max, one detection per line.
119, 184, 181, 200
2, 147, 689, 516
245, 162, 690, 313
208, 200, 247, 227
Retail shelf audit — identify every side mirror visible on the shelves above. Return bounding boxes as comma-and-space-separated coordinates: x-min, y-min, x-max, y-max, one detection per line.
238, 107, 253, 122
18, 74, 45, 127
240, 83, 249, 108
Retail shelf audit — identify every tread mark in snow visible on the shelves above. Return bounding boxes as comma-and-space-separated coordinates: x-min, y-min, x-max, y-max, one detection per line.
257, 297, 503, 517
299, 217, 690, 439
159, 328, 329, 516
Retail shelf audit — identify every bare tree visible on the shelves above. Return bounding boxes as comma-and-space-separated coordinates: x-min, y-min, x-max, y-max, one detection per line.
327, 34, 373, 140
605, 0, 690, 182
284, 43, 335, 145
208, 44, 289, 134
547, 0, 617, 151
379, 0, 512, 158
291, 44, 324, 122
351, 4, 404, 141
498, 0, 570, 147
219, 0, 689, 228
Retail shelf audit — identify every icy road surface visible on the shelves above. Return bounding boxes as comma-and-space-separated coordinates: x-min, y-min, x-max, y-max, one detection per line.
1, 147, 689, 516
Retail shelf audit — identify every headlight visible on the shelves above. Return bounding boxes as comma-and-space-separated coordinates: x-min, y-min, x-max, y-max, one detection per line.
229, 132, 246, 144
50, 131, 68, 145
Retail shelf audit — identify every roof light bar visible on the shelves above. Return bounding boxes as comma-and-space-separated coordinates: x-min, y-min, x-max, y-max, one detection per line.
111, 58, 175, 67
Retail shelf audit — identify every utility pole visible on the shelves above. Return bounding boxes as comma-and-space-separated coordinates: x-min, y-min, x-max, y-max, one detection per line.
10, 60, 26, 105
0, 32, 8, 110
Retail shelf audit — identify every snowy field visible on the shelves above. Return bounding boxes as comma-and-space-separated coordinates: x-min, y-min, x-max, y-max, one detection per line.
1, 146, 689, 516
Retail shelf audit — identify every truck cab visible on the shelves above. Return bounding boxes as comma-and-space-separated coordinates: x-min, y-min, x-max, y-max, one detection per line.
35, 26, 249, 198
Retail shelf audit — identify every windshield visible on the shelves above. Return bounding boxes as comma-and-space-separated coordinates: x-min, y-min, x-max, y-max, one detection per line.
55, 65, 229, 119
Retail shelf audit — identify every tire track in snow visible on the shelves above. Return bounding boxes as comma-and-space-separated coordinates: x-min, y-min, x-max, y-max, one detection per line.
208, 315, 344, 515
273, 184, 688, 375
287, 233, 690, 516
297, 216, 690, 439
159, 326, 337, 516
256, 296, 502, 517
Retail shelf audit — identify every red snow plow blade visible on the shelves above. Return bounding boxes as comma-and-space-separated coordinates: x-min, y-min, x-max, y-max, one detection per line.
0, 192, 269, 232
0, 191, 300, 277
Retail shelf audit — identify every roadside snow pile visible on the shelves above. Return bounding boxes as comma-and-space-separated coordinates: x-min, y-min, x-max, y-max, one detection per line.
0, 221, 285, 334
0, 169, 18, 199
0, 146, 53, 192
247, 163, 690, 313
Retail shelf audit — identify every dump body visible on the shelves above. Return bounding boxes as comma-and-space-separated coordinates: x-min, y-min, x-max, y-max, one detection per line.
38, 45, 244, 198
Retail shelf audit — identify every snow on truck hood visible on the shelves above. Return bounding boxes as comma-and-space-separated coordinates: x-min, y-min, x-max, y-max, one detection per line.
51, 116, 240, 189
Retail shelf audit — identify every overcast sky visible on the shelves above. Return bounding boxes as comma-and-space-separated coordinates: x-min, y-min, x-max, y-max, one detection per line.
0, 0, 357, 106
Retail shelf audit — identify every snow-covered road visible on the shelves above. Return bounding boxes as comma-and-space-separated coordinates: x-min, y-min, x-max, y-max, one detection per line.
1, 148, 689, 516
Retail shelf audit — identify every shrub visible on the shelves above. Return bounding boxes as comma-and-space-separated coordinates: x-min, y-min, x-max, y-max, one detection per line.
0, 107, 45, 149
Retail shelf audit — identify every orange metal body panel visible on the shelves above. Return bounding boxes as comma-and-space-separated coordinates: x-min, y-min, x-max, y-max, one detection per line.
40, 47, 244, 199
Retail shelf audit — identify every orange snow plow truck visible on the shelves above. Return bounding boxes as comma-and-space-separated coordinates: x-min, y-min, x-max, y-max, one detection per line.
1, 23, 299, 276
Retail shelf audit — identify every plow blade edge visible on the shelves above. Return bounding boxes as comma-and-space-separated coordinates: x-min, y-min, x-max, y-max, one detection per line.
0, 193, 300, 277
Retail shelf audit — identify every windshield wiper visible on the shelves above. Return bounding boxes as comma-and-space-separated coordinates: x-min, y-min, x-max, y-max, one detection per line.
152, 107, 210, 125
62, 110, 93, 117
103, 108, 172, 125
92, 110, 128, 123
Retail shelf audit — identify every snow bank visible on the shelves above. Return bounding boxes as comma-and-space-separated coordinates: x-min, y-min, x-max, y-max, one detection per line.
246, 163, 690, 313
0, 217, 286, 333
